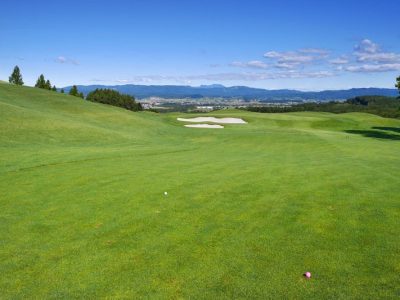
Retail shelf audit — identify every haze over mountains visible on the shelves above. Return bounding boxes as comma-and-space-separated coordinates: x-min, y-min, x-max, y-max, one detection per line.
63, 84, 398, 101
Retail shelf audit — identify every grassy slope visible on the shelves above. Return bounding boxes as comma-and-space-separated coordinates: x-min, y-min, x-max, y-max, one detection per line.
1, 83, 399, 299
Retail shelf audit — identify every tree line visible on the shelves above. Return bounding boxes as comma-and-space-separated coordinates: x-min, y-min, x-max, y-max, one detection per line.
245, 95, 400, 119
86, 89, 142, 111
34, 75, 85, 98
8, 66, 84, 98
6, 66, 142, 111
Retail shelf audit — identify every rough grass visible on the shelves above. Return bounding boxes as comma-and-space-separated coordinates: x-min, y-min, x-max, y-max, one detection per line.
1, 83, 399, 299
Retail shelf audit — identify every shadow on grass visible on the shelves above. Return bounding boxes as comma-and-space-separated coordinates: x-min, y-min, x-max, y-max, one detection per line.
371, 126, 400, 134
344, 129, 400, 141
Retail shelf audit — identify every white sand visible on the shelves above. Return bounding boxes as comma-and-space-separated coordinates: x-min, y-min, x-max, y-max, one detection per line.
184, 124, 224, 129
177, 117, 247, 124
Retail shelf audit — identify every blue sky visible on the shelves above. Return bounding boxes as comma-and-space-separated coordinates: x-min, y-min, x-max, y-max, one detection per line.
1, 0, 399, 90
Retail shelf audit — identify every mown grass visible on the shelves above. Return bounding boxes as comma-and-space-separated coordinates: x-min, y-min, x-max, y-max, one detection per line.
0, 82, 399, 298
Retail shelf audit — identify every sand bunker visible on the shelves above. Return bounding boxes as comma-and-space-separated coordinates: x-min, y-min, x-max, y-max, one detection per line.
177, 117, 247, 124
184, 124, 224, 129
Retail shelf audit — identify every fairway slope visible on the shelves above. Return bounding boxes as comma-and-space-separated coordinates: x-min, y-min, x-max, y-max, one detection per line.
1, 83, 399, 298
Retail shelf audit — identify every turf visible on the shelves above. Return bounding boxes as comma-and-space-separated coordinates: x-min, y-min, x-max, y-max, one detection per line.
1, 82, 399, 299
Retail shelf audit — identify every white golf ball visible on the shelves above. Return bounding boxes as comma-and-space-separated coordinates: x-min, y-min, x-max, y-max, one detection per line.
164, 192, 168, 196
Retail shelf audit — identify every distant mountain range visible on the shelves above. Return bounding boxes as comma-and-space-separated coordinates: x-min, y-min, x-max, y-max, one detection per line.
63, 84, 398, 102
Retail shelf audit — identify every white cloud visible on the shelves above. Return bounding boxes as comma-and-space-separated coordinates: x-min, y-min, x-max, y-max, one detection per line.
264, 51, 315, 63
96, 70, 335, 84
332, 39, 400, 72
299, 48, 330, 56
275, 62, 298, 69
92, 39, 400, 84
56, 56, 67, 63
55, 56, 79, 65
247, 60, 269, 69
354, 39, 380, 54
263, 49, 328, 69
353, 39, 400, 64
329, 57, 349, 65
230, 60, 268, 69
230, 61, 246, 67
356, 52, 400, 63
344, 64, 400, 73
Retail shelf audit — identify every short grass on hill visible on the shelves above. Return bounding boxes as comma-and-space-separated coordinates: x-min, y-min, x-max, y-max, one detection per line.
0, 82, 399, 299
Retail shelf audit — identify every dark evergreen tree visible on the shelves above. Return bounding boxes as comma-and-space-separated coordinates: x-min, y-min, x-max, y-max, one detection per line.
8, 66, 24, 85
69, 85, 79, 97
45, 80, 51, 90
79, 92, 84, 99
60, 88, 64, 94
35, 74, 46, 89
396, 75, 400, 95
52, 85, 57, 92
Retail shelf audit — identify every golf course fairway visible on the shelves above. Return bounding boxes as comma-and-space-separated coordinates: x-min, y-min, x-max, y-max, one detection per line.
1, 82, 399, 298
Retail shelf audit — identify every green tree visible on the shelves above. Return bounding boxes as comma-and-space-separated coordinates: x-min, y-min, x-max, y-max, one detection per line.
45, 80, 51, 90
8, 66, 24, 85
52, 85, 57, 92
396, 75, 400, 94
69, 85, 79, 97
86, 89, 142, 111
60, 88, 64, 94
35, 74, 46, 89
79, 92, 84, 99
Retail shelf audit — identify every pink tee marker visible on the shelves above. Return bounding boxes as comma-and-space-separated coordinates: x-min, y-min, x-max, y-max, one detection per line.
304, 272, 311, 279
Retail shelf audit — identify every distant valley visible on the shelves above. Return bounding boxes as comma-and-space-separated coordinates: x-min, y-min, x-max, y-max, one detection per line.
62, 84, 398, 102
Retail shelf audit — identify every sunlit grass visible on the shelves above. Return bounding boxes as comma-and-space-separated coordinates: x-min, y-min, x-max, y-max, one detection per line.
1, 83, 399, 298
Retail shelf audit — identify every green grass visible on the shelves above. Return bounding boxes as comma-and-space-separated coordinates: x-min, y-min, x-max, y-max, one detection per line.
1, 82, 399, 299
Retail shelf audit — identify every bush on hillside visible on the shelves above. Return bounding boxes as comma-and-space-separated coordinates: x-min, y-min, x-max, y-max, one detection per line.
86, 89, 142, 111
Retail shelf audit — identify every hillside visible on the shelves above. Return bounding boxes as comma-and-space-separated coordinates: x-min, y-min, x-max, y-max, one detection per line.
63, 84, 398, 101
1, 82, 400, 298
